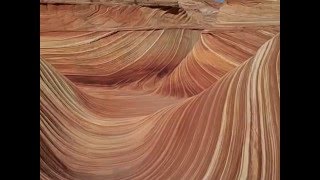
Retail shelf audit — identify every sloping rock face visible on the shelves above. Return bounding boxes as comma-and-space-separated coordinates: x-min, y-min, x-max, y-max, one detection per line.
40, 0, 280, 179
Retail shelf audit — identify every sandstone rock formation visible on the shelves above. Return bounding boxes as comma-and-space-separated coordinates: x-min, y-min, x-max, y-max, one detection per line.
40, 0, 280, 179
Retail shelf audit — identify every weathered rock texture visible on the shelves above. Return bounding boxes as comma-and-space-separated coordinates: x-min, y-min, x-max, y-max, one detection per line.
40, 0, 280, 179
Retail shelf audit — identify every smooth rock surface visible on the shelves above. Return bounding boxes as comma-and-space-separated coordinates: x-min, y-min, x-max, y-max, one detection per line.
40, 0, 280, 179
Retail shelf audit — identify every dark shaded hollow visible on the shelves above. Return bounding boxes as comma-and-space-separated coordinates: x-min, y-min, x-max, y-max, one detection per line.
147, 6, 182, 15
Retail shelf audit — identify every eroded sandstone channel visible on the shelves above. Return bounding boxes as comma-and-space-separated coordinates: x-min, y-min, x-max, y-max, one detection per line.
40, 0, 280, 179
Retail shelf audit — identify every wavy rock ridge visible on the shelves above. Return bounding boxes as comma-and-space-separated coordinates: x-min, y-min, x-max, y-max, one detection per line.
40, 1, 280, 179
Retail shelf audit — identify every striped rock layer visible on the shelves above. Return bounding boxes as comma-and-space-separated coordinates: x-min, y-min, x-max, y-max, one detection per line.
40, 1, 280, 180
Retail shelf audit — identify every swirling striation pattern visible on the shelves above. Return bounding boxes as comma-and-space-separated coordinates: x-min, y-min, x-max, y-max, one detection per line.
40, 1, 280, 179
